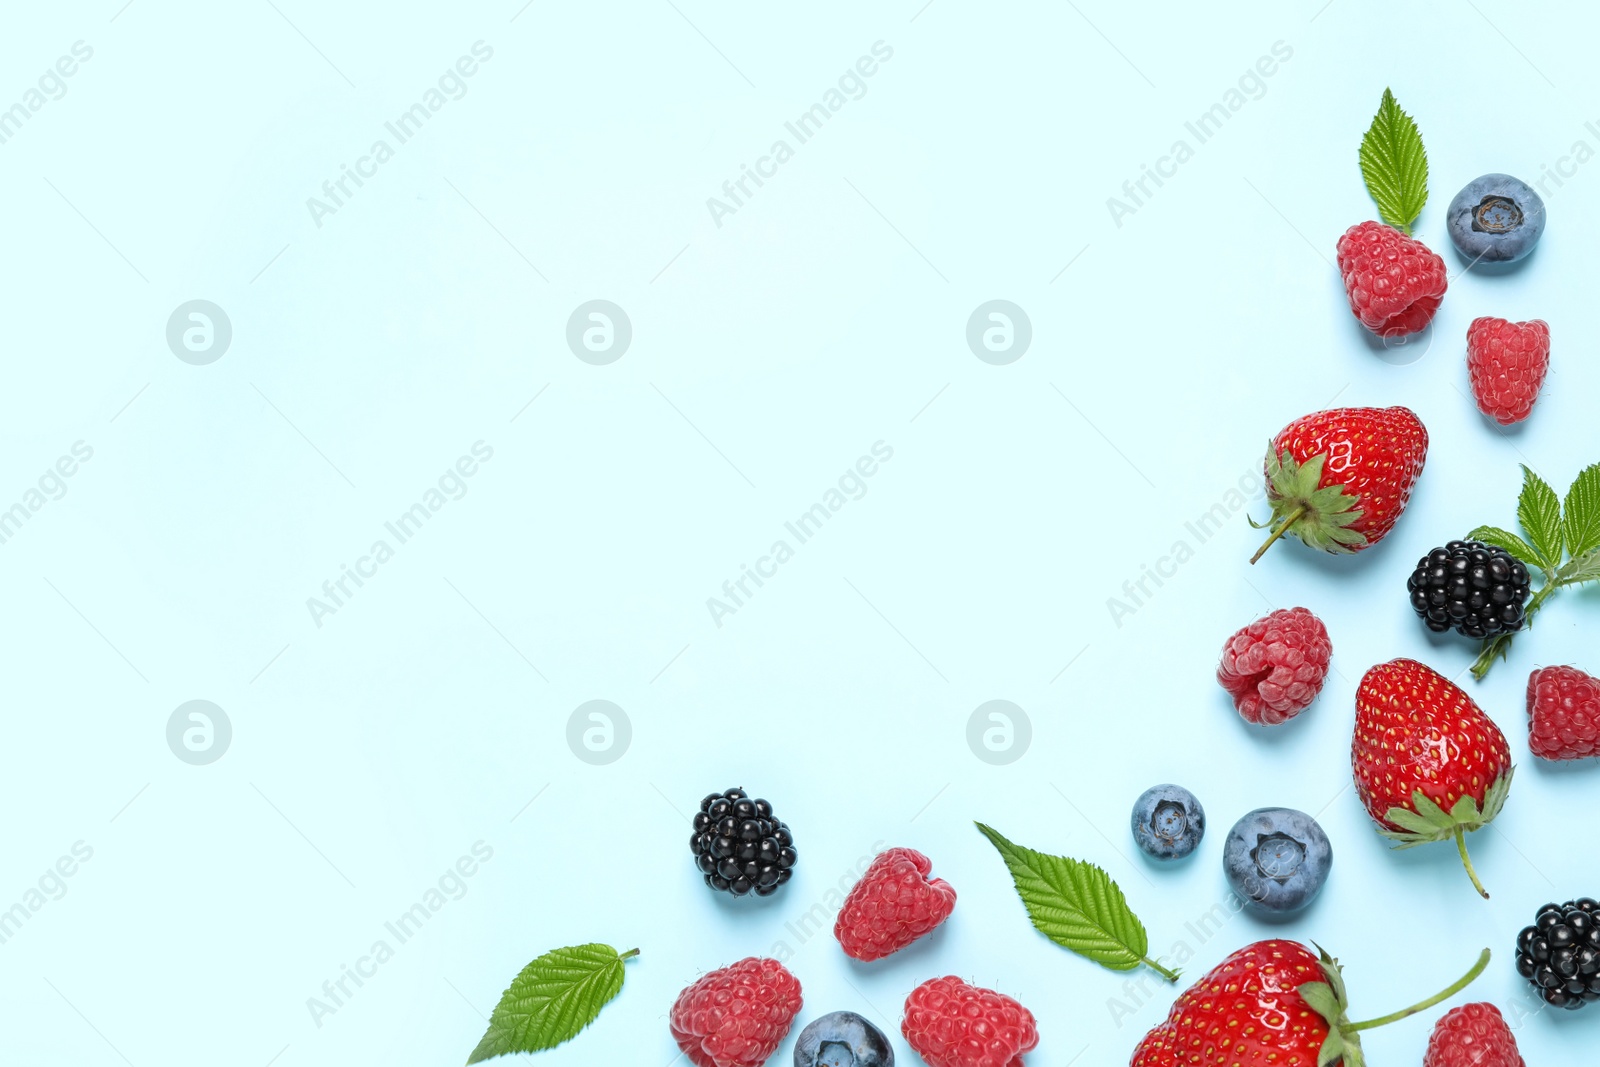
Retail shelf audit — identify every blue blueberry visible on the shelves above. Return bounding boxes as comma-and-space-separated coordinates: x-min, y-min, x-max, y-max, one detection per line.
1130, 784, 1205, 861
794, 1011, 893, 1067
1223, 807, 1332, 916
1446, 174, 1545, 263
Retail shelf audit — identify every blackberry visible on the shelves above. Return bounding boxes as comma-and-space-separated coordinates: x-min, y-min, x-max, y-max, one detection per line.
1407, 539, 1531, 639
1515, 898, 1600, 1009
688, 787, 796, 897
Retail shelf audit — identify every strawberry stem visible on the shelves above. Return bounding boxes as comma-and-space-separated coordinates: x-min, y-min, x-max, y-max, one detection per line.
1344, 949, 1490, 1032
1454, 828, 1489, 899
1140, 955, 1180, 983
1249, 505, 1306, 565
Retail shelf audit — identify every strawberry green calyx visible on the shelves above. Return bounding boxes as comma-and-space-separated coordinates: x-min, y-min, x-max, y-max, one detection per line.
1378, 770, 1513, 899
1296, 944, 1491, 1067
1249, 448, 1368, 564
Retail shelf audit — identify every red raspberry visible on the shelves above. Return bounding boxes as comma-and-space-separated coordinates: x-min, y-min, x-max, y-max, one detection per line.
1467, 316, 1550, 425
1526, 664, 1600, 760
1423, 1002, 1525, 1067
901, 976, 1038, 1067
669, 957, 802, 1067
1336, 220, 1448, 336
1216, 607, 1332, 725
834, 847, 956, 961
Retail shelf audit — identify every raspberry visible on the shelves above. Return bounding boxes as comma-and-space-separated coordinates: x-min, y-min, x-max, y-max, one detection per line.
833, 847, 956, 961
1216, 607, 1332, 725
1527, 665, 1600, 760
669, 957, 802, 1067
1336, 220, 1448, 336
1467, 316, 1550, 425
901, 976, 1038, 1067
1423, 1002, 1525, 1067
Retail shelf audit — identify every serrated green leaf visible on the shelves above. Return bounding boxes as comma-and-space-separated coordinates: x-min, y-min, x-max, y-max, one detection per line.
1557, 546, 1600, 586
1467, 526, 1546, 572
467, 943, 635, 1063
1359, 88, 1429, 233
975, 822, 1161, 976
1517, 466, 1564, 569
1564, 463, 1600, 559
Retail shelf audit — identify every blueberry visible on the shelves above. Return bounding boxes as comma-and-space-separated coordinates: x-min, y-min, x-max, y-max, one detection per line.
793, 1011, 893, 1067
1446, 173, 1545, 263
1130, 784, 1205, 861
1222, 807, 1332, 916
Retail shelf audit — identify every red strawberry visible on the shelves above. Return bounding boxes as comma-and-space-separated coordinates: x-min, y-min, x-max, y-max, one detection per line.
1337, 220, 1448, 336
1467, 316, 1550, 425
1130, 939, 1490, 1067
1424, 1002, 1525, 1067
1250, 406, 1428, 563
1352, 658, 1514, 898
834, 847, 956, 961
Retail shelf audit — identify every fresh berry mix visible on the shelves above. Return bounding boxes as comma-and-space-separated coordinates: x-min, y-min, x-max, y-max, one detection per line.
1467, 317, 1551, 425
1407, 540, 1531, 638
669, 957, 804, 1067
833, 847, 956, 962
1216, 607, 1332, 724
1129, 784, 1205, 861
1527, 665, 1600, 761
1336, 220, 1448, 337
1446, 174, 1545, 264
1423, 1002, 1525, 1067
1132, 939, 1488, 1067
690, 788, 796, 897
1222, 807, 1333, 915
1251, 406, 1428, 562
1515, 899, 1600, 1010
793, 1011, 894, 1067
1352, 659, 1513, 898
901, 976, 1037, 1067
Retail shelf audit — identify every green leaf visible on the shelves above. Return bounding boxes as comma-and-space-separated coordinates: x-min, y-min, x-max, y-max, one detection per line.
1563, 463, 1600, 559
975, 822, 1170, 979
467, 944, 636, 1063
1517, 465, 1564, 569
1358, 88, 1429, 233
1557, 546, 1600, 586
1467, 525, 1546, 572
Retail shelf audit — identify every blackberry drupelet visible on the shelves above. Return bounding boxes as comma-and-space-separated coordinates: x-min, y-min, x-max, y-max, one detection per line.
689, 787, 796, 897
1407, 540, 1531, 639
1515, 898, 1600, 1009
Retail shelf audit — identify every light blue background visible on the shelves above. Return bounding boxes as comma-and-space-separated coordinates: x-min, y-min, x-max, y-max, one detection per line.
2, 1, 1597, 1064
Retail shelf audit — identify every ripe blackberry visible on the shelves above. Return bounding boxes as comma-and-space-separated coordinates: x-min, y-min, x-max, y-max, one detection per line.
1515, 898, 1600, 1009
689, 787, 796, 897
1407, 540, 1530, 639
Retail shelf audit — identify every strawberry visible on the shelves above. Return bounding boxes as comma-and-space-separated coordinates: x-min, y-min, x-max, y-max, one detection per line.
1130, 939, 1490, 1067
1352, 658, 1514, 898
1250, 406, 1428, 563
